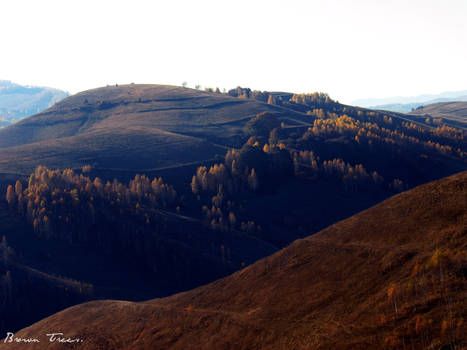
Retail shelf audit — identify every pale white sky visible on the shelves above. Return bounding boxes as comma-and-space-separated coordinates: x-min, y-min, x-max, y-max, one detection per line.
0, 0, 466, 103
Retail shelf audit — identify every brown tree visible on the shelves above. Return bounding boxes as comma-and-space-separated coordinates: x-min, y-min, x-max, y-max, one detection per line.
5, 185, 15, 205
14, 181, 23, 196
248, 169, 259, 191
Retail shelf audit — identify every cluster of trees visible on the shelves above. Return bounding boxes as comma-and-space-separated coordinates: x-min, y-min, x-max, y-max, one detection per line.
227, 87, 285, 104
401, 121, 465, 150
226, 87, 338, 109
432, 124, 465, 141
243, 112, 282, 138
293, 150, 319, 172
226, 85, 464, 159
6, 166, 179, 270
306, 108, 326, 118
315, 106, 465, 152
192, 142, 293, 197
5, 166, 271, 303
292, 150, 396, 192
300, 115, 465, 158
424, 116, 444, 125
290, 92, 333, 106
322, 159, 380, 183
191, 163, 246, 233
190, 141, 294, 233
237, 110, 423, 193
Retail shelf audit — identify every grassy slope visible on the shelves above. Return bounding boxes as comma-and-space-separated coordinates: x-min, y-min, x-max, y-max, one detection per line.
409, 101, 467, 129
0, 85, 286, 173
4, 171, 465, 350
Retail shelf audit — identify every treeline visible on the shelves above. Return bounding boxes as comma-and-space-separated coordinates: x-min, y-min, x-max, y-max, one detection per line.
209, 114, 406, 195
5, 166, 181, 271
5, 166, 247, 290
188, 126, 408, 236
191, 141, 294, 233
292, 150, 402, 192
300, 115, 465, 158
226, 87, 337, 109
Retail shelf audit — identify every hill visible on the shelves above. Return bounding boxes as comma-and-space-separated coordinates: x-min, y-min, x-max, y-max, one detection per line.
0, 84, 465, 334
0, 84, 464, 183
0, 84, 464, 176
0, 169, 277, 336
0, 80, 68, 127
0, 84, 285, 174
410, 101, 467, 129
3, 171, 465, 350
352, 89, 467, 108
366, 96, 467, 114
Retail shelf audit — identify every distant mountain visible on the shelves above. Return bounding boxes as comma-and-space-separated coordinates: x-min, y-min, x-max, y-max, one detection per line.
4, 171, 465, 350
352, 90, 467, 112
367, 97, 467, 114
0, 80, 68, 127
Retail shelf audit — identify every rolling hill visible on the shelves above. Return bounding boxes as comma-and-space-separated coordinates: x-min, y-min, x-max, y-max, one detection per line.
0, 169, 277, 336
0, 84, 464, 180
0, 84, 285, 174
0, 84, 465, 336
410, 101, 467, 129
352, 89, 467, 108
0, 80, 68, 127
3, 171, 465, 350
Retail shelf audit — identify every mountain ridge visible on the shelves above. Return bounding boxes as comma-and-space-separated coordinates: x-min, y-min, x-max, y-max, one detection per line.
0, 80, 68, 127
352, 89, 467, 107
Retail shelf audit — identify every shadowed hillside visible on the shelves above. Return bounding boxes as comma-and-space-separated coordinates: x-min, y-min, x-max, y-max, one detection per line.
0, 166, 276, 336
4, 171, 465, 350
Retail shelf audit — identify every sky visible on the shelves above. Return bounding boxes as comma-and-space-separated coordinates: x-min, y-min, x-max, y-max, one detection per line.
0, 0, 466, 103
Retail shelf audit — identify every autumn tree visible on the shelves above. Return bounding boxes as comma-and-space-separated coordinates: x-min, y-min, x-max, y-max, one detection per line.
228, 212, 236, 227
267, 94, 276, 105
14, 181, 23, 196
248, 169, 258, 191
191, 175, 200, 195
5, 185, 15, 206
